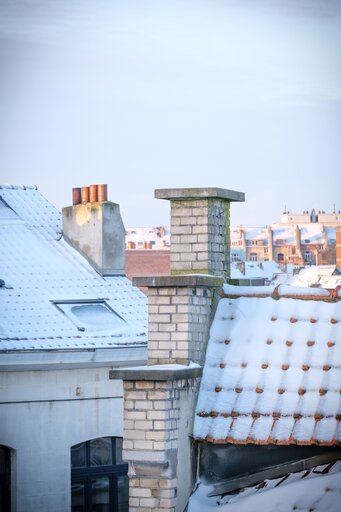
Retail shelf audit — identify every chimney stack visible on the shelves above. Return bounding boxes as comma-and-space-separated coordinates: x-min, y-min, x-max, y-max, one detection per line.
155, 187, 245, 280
62, 184, 125, 276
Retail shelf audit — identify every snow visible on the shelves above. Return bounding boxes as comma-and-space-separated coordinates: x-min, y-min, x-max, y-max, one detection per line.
0, 186, 147, 351
278, 284, 330, 297
120, 361, 201, 371
223, 284, 274, 296
274, 265, 341, 290
194, 291, 341, 444
188, 468, 341, 512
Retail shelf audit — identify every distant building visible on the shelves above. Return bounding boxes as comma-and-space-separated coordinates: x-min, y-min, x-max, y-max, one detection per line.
281, 208, 341, 226
125, 226, 170, 250
231, 223, 336, 266
125, 209, 339, 269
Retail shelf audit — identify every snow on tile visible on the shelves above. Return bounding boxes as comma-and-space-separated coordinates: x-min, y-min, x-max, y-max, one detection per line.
271, 417, 295, 441
299, 392, 322, 416
210, 416, 232, 440
229, 416, 254, 441
194, 289, 341, 445
254, 392, 279, 415
278, 284, 330, 297
0, 186, 147, 351
314, 418, 338, 443
249, 416, 273, 441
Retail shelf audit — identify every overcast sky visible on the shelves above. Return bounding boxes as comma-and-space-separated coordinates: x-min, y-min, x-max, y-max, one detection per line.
0, 0, 340, 227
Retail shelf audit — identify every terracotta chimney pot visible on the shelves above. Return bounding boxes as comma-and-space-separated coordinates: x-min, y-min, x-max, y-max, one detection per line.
81, 186, 89, 204
72, 187, 81, 205
97, 184, 108, 202
89, 184, 98, 203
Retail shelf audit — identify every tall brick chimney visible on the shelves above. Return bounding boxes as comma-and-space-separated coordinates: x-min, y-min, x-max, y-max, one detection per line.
62, 184, 125, 276
155, 187, 245, 280
110, 186, 245, 512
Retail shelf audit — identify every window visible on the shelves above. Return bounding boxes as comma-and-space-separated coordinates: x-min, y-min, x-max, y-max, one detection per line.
231, 252, 240, 262
277, 253, 284, 262
304, 251, 313, 263
250, 253, 258, 262
71, 437, 128, 512
53, 300, 127, 333
0, 445, 11, 511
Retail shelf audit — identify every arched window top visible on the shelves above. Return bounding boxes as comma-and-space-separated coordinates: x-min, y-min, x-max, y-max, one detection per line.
71, 437, 123, 469
71, 437, 128, 512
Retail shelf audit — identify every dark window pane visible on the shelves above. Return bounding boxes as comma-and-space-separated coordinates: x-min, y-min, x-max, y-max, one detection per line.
0, 446, 9, 474
117, 475, 129, 512
115, 438, 123, 464
71, 442, 86, 468
71, 480, 85, 512
91, 477, 110, 512
90, 438, 112, 467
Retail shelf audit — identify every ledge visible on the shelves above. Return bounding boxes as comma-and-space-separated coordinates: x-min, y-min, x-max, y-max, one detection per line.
109, 364, 202, 381
132, 274, 224, 289
155, 187, 245, 202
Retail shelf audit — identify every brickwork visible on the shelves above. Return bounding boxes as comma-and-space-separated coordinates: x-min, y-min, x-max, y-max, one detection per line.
147, 285, 213, 366
122, 378, 198, 512
113, 187, 244, 511
170, 198, 230, 279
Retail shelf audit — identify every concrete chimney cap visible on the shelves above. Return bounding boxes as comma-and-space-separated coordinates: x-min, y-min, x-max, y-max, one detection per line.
155, 187, 245, 202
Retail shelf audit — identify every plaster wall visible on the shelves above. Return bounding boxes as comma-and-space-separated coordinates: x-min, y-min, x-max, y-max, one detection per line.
62, 202, 125, 275
0, 367, 123, 512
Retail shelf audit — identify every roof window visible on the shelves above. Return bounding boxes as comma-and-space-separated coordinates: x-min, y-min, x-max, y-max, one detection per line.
53, 300, 127, 332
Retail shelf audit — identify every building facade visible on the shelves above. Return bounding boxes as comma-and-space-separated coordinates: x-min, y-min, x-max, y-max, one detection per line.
0, 184, 147, 512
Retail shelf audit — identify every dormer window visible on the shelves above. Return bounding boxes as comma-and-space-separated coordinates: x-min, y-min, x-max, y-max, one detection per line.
53, 300, 127, 332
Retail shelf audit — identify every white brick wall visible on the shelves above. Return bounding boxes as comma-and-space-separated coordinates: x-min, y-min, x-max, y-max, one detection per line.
147, 286, 212, 365
122, 379, 198, 512
170, 198, 230, 279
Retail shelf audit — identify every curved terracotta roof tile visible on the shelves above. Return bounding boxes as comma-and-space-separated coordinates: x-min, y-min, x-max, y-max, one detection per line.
194, 290, 341, 446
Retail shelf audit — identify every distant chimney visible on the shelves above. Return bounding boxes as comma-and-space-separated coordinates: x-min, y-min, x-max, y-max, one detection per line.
155, 187, 245, 280
62, 184, 125, 276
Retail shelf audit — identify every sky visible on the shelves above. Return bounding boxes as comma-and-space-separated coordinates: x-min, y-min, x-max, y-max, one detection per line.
0, 0, 340, 227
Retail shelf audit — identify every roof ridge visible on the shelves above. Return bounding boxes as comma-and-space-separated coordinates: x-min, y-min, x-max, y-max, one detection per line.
221, 283, 341, 302
0, 184, 37, 190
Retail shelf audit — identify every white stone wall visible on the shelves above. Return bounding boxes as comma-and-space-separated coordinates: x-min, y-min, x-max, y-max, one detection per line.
0, 368, 123, 512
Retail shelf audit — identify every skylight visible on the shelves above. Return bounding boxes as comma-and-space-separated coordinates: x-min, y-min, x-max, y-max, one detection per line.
53, 300, 127, 333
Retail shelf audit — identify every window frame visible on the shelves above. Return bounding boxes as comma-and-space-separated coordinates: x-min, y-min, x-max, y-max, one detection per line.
71, 437, 128, 512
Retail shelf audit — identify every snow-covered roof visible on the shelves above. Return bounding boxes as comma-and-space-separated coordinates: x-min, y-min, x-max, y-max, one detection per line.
231, 261, 283, 280
271, 226, 296, 245
0, 185, 147, 351
188, 460, 341, 512
194, 284, 341, 446
291, 266, 341, 290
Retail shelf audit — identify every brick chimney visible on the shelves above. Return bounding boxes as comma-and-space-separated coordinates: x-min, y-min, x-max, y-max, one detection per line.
62, 184, 125, 276
155, 187, 245, 280
110, 186, 245, 512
